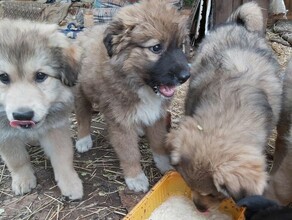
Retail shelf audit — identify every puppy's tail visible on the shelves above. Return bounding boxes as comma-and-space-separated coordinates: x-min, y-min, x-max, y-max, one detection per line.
227, 2, 264, 34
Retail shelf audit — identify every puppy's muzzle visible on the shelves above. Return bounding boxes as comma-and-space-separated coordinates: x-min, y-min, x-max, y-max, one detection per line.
10, 108, 36, 129
169, 49, 190, 85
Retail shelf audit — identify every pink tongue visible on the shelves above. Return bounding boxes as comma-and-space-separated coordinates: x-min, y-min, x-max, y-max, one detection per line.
10, 120, 35, 128
159, 85, 176, 97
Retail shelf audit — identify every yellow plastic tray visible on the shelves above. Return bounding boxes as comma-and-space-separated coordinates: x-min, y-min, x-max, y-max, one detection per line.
123, 171, 245, 220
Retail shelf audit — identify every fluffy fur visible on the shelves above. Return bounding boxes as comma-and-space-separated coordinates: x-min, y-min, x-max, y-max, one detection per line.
264, 59, 292, 206
166, 2, 282, 211
75, 0, 190, 192
0, 19, 83, 199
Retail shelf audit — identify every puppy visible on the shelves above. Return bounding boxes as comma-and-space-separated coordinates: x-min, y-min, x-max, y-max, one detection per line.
74, 0, 190, 192
264, 59, 292, 206
0, 19, 83, 199
166, 2, 282, 211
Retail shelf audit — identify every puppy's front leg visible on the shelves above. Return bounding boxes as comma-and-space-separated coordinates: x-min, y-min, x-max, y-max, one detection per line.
108, 123, 149, 193
0, 139, 36, 195
146, 116, 173, 174
40, 125, 83, 200
75, 86, 93, 153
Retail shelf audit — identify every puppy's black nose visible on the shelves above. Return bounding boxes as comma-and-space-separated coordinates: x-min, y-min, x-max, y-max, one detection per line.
177, 70, 190, 84
13, 108, 34, 120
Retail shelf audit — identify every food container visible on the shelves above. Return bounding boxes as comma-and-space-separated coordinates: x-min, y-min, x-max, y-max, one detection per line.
123, 171, 245, 220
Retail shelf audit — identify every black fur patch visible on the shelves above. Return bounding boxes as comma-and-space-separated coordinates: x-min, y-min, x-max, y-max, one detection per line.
237, 195, 292, 220
236, 16, 245, 26
146, 42, 189, 89
103, 20, 125, 57
51, 47, 79, 87
103, 34, 113, 57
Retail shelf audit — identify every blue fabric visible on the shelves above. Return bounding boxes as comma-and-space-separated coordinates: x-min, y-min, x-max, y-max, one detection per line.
60, 22, 84, 39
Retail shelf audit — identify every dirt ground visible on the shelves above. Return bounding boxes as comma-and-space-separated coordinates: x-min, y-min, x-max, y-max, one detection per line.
1, 21, 292, 220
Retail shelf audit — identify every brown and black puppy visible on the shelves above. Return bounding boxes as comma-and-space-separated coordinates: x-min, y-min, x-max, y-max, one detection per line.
166, 2, 282, 212
0, 19, 83, 199
264, 59, 292, 206
74, 0, 190, 192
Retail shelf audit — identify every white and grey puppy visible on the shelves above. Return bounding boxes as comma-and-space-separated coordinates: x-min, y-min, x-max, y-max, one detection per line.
0, 19, 83, 200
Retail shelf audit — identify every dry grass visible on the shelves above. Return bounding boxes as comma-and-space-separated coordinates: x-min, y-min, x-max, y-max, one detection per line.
268, 30, 292, 69
0, 113, 162, 219
0, 29, 291, 220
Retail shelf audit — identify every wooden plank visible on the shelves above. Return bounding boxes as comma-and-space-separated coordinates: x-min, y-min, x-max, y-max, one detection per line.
285, 0, 290, 11
232, 0, 243, 11
255, 0, 269, 28
213, 0, 233, 25
256, 0, 269, 10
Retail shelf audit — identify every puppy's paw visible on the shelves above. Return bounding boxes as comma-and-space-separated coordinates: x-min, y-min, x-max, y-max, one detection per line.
125, 172, 149, 193
56, 171, 83, 200
153, 153, 174, 174
75, 135, 92, 153
11, 166, 36, 195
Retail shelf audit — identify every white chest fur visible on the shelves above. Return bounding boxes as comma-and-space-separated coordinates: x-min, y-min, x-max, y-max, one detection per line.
130, 87, 165, 127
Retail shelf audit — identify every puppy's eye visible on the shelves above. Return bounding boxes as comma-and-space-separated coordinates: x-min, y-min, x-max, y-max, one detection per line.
0, 73, 10, 85
35, 72, 48, 83
149, 44, 163, 54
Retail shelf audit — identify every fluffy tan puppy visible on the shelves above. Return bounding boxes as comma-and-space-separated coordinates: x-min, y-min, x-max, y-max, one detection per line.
166, 2, 282, 211
75, 0, 190, 192
0, 19, 83, 199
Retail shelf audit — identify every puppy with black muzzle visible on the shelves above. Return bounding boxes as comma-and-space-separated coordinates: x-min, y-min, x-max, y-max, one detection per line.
74, 0, 190, 192
0, 19, 83, 200
166, 2, 282, 212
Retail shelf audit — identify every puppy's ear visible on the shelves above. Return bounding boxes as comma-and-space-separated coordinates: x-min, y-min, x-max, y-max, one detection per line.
165, 116, 196, 165
59, 45, 81, 87
47, 31, 81, 87
213, 158, 268, 201
213, 169, 243, 200
103, 20, 126, 57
